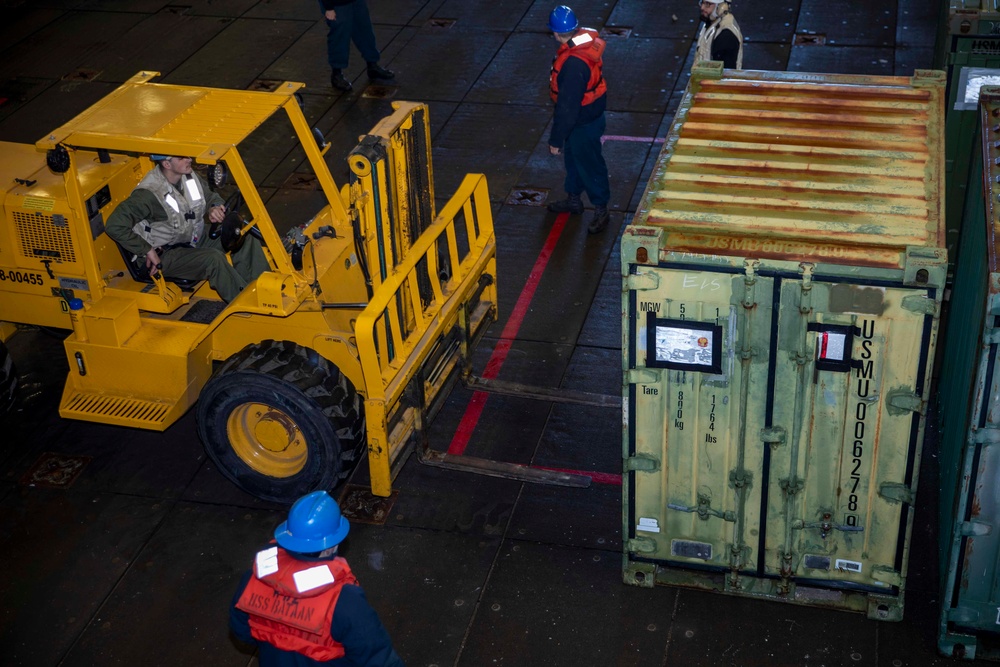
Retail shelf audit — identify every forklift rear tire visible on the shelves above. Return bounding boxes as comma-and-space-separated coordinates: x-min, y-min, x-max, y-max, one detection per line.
0, 340, 17, 419
197, 340, 365, 504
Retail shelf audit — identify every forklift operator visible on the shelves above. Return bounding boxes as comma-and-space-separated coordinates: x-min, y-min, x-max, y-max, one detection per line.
106, 155, 270, 302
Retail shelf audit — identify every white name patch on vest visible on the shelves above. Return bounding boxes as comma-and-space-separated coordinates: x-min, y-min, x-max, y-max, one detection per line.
294, 564, 335, 593
184, 177, 202, 202
256, 546, 279, 577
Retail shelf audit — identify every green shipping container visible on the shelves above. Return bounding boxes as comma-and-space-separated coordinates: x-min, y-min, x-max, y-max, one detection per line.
937, 1, 1000, 271
937, 86, 1000, 661
622, 64, 947, 620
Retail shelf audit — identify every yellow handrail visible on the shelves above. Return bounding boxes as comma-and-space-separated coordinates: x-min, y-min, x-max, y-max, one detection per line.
356, 173, 493, 405
355, 173, 494, 496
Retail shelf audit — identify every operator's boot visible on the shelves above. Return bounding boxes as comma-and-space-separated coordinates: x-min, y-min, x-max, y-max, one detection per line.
547, 193, 584, 215
587, 206, 610, 234
331, 70, 352, 92
367, 62, 396, 82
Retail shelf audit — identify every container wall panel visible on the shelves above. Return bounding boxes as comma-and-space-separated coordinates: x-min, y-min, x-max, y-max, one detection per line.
938, 84, 1000, 661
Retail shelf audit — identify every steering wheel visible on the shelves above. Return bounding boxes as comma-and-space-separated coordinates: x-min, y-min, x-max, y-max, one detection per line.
208, 191, 248, 252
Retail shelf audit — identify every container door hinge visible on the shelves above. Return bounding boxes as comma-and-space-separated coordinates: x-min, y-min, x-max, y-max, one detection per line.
760, 426, 786, 447
625, 454, 660, 473
627, 368, 660, 385
627, 536, 657, 554
870, 565, 902, 587
901, 295, 940, 317
960, 520, 993, 537
627, 271, 659, 291
887, 391, 923, 415
878, 482, 913, 505
973, 427, 1000, 445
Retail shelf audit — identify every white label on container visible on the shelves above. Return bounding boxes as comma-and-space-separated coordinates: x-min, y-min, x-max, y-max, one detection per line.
294, 564, 335, 593
637, 517, 660, 533
818, 331, 847, 361
835, 558, 862, 573
654, 325, 714, 367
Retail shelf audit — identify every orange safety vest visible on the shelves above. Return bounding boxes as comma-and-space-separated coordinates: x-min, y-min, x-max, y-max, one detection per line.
235, 546, 359, 661
549, 28, 607, 106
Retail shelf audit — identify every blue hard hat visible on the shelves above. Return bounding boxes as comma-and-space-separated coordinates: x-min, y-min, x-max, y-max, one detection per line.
548, 5, 578, 33
274, 490, 350, 553
150, 154, 171, 162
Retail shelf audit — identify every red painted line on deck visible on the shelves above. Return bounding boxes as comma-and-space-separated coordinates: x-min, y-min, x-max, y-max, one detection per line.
447, 213, 569, 455
533, 466, 622, 486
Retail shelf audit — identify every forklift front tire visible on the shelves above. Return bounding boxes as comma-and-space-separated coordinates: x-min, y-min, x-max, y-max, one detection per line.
197, 340, 364, 504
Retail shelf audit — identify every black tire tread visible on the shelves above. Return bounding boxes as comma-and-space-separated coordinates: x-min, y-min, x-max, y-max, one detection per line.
205, 340, 365, 496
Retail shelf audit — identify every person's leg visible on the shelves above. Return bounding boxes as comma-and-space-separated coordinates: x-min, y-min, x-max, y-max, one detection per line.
547, 133, 585, 214
566, 115, 610, 233
161, 246, 246, 303
566, 115, 609, 208
322, 0, 354, 89
562, 133, 584, 199
229, 235, 270, 284
349, 0, 381, 65
323, 5, 353, 70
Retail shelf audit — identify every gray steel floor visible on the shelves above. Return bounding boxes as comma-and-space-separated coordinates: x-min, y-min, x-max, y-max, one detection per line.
0, 0, 986, 665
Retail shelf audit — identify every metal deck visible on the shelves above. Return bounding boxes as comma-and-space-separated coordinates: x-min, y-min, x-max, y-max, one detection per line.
0, 0, 984, 665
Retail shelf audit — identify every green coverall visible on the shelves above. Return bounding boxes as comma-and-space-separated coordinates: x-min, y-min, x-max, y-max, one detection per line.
106, 184, 270, 303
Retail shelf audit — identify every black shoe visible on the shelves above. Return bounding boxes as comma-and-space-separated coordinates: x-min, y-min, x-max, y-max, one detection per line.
331, 70, 352, 92
547, 195, 584, 215
367, 63, 395, 81
588, 207, 610, 234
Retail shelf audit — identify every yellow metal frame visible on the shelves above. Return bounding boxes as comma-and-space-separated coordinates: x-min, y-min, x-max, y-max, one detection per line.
357, 174, 495, 496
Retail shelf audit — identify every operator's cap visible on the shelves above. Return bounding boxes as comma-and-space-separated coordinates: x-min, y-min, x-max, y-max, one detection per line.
150, 154, 172, 162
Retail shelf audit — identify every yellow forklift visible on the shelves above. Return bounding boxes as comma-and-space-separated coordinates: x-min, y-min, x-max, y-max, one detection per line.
0, 71, 497, 502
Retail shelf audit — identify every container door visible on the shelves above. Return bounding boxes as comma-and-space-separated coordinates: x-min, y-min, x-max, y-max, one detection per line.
626, 262, 935, 603
627, 261, 775, 576
945, 325, 1000, 639
763, 275, 933, 602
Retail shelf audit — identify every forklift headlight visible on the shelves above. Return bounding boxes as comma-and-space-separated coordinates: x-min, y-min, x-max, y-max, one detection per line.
46, 145, 70, 173
207, 163, 229, 190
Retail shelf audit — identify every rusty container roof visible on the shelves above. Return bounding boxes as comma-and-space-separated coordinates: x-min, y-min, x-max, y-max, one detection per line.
632, 65, 946, 269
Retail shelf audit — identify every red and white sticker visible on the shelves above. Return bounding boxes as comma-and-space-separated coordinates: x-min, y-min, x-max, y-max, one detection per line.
817, 331, 847, 361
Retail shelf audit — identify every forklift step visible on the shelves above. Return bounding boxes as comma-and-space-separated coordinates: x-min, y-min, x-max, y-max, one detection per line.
60, 389, 174, 430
